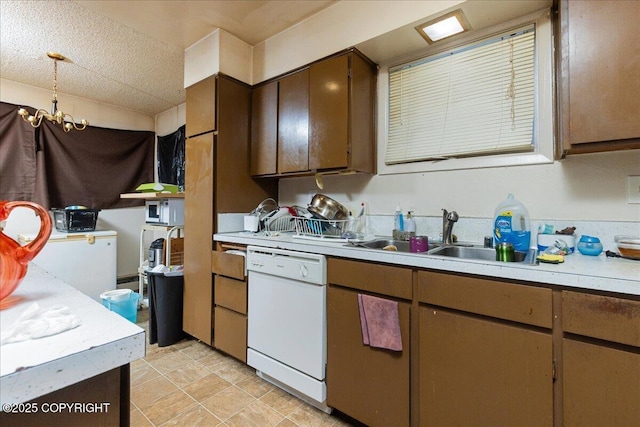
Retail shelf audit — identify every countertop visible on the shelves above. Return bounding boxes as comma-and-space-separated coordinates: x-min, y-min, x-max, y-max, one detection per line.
0, 265, 145, 406
215, 232, 640, 296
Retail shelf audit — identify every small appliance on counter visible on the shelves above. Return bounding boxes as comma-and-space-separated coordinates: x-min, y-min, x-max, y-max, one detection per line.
149, 238, 165, 268
52, 206, 100, 232
145, 199, 184, 225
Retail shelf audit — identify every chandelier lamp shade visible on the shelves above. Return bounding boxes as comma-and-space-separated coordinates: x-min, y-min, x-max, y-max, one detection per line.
17, 52, 88, 132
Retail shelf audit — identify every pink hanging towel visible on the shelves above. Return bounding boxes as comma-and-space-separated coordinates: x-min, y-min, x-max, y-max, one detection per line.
357, 293, 403, 351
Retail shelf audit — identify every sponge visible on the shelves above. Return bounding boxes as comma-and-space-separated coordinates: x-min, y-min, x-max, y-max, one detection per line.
537, 254, 564, 264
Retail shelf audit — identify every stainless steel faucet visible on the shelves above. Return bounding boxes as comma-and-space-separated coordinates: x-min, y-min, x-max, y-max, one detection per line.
442, 209, 459, 245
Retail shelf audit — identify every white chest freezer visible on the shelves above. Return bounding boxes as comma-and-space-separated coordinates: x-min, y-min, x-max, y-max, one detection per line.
18, 230, 117, 302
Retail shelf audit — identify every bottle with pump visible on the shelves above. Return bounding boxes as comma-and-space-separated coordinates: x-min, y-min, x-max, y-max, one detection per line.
405, 211, 416, 233
493, 194, 531, 252
394, 203, 404, 231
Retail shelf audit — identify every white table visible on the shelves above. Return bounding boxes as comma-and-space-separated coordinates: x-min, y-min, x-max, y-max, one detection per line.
0, 265, 145, 425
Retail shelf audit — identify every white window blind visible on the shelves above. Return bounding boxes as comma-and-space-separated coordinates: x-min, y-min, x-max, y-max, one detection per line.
386, 25, 536, 164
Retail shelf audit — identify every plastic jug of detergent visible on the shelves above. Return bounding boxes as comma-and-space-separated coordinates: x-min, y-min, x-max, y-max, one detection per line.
493, 194, 531, 252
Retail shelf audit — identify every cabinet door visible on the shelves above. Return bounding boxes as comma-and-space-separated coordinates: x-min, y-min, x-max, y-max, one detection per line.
327, 286, 410, 427
560, 0, 640, 149
309, 54, 349, 170
183, 132, 214, 345
419, 307, 553, 427
214, 306, 247, 363
217, 76, 276, 214
562, 338, 640, 427
186, 76, 216, 138
250, 81, 278, 176
278, 69, 309, 173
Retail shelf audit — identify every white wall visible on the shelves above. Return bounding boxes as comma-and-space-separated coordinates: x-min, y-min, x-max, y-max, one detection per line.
184, 29, 252, 87
0, 78, 157, 278
278, 150, 640, 221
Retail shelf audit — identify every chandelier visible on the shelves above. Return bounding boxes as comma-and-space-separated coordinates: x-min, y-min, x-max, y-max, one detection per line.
17, 52, 88, 132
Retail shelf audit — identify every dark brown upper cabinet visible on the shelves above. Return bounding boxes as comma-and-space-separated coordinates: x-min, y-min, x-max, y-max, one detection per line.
557, 0, 640, 156
250, 48, 377, 177
309, 55, 348, 170
278, 69, 310, 174
250, 81, 278, 176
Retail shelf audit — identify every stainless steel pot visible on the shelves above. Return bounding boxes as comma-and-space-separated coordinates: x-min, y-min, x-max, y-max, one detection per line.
308, 194, 350, 221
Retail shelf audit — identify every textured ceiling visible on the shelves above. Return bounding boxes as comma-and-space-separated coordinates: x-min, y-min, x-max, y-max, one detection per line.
0, 0, 335, 116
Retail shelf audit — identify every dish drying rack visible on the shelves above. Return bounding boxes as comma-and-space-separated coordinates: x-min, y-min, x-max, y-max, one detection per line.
264, 213, 363, 238
294, 216, 358, 238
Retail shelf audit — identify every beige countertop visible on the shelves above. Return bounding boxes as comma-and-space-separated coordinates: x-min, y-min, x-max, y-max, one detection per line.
214, 231, 640, 296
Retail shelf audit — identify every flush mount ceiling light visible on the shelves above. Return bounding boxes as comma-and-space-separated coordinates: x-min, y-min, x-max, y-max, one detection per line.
415, 10, 471, 44
18, 52, 88, 132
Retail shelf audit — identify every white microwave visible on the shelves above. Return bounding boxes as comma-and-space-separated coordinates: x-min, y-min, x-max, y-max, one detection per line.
145, 199, 184, 225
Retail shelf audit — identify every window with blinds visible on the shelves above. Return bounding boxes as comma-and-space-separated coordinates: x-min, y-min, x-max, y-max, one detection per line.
386, 24, 536, 164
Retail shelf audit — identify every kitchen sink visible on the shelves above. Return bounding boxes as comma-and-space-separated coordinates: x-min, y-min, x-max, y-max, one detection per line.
429, 245, 536, 263
348, 239, 411, 252
346, 238, 443, 253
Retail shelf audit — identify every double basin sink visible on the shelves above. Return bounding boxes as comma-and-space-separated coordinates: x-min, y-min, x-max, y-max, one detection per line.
348, 238, 536, 264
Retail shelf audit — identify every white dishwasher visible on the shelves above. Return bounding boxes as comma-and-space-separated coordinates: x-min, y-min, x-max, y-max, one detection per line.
246, 246, 330, 413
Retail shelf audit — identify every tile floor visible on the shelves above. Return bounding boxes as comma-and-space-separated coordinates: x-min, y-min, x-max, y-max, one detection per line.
131, 307, 357, 427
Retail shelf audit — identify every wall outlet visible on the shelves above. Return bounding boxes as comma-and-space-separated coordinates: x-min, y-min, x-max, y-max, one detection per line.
628, 176, 640, 204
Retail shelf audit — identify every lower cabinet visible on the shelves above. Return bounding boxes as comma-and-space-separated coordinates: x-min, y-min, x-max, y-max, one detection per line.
561, 291, 640, 427
419, 308, 553, 426
212, 245, 248, 362
327, 258, 412, 427
418, 271, 554, 427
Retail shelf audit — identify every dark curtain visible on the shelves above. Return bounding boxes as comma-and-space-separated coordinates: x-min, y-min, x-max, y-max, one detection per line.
0, 101, 154, 209
157, 125, 185, 189
0, 102, 37, 200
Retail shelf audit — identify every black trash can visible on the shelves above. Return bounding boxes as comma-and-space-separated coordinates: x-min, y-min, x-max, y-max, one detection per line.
147, 271, 185, 347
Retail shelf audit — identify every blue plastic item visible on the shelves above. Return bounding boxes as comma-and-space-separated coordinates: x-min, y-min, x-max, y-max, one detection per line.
102, 291, 140, 323
577, 235, 603, 256
493, 194, 531, 252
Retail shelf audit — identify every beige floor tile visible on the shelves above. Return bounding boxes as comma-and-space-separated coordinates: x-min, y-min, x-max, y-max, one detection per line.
159, 404, 223, 426
212, 358, 255, 384
131, 360, 162, 386
226, 400, 285, 427
180, 340, 217, 361
198, 348, 233, 369
141, 389, 198, 426
170, 337, 197, 350
130, 408, 154, 427
131, 375, 179, 410
236, 373, 276, 398
260, 387, 304, 416
277, 419, 300, 427
288, 404, 338, 427
201, 385, 256, 421
145, 348, 195, 375
131, 357, 149, 369
164, 360, 212, 387
182, 372, 233, 402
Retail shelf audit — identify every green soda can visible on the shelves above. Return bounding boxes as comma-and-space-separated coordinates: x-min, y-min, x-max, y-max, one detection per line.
495, 242, 515, 262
